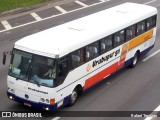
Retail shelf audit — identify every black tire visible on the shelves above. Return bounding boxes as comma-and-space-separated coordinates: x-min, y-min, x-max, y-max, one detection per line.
68, 88, 78, 106
129, 52, 139, 68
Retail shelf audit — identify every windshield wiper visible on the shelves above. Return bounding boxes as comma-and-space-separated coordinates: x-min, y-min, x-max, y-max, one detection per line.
15, 74, 21, 80
34, 80, 41, 87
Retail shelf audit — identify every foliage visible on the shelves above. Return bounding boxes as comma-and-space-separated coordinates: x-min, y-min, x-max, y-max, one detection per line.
0, 0, 51, 12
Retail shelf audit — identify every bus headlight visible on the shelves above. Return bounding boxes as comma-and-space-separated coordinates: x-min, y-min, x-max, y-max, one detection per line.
8, 87, 15, 93
40, 98, 54, 104
40, 98, 45, 102
11, 89, 15, 93
46, 99, 49, 103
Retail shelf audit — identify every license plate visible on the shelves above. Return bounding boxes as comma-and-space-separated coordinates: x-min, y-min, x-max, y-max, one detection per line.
24, 102, 31, 107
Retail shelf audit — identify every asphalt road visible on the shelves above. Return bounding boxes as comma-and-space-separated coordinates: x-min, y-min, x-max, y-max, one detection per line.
0, 0, 160, 120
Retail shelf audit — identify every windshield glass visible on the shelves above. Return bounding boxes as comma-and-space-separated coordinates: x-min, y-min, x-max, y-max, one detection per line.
9, 49, 56, 87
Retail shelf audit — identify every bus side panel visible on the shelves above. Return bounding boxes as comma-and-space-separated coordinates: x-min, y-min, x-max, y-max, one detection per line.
83, 62, 118, 90
55, 28, 155, 106
83, 28, 156, 90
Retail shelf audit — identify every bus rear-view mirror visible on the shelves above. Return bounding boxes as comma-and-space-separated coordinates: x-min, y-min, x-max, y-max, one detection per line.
3, 53, 6, 65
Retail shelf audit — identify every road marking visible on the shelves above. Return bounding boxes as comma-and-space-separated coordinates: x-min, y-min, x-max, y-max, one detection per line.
143, 49, 160, 62
144, 105, 160, 120
75, 0, 88, 7
0, 0, 110, 33
106, 82, 110, 85
144, 0, 156, 5
31, 12, 42, 21
55, 6, 67, 14
100, 0, 110, 2
1, 21, 12, 30
100, 0, 109, 2
52, 117, 61, 120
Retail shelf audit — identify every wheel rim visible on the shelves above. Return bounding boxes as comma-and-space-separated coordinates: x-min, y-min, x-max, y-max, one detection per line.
70, 90, 77, 104
133, 54, 137, 65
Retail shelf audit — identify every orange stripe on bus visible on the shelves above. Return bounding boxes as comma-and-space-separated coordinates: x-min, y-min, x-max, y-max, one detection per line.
84, 62, 118, 90
128, 29, 153, 50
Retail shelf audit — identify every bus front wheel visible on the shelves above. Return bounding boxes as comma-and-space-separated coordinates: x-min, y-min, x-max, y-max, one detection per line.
68, 88, 78, 106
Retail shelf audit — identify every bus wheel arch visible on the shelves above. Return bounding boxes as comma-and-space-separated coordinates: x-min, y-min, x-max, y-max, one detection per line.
129, 50, 140, 68
68, 84, 83, 106
76, 84, 83, 95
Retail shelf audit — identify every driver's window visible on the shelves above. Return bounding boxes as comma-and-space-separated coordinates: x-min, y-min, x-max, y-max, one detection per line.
57, 56, 68, 85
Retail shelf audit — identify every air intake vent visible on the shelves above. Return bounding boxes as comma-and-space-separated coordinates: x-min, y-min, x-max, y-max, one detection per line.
68, 24, 85, 31
116, 10, 128, 13
68, 27, 84, 31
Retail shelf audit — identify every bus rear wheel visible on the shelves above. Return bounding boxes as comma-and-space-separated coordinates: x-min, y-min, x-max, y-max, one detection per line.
129, 52, 139, 68
68, 88, 78, 106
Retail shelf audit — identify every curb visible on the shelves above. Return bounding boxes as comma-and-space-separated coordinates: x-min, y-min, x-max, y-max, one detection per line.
0, 0, 76, 20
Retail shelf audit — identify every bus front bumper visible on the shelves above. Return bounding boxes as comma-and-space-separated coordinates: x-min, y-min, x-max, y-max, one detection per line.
7, 92, 58, 112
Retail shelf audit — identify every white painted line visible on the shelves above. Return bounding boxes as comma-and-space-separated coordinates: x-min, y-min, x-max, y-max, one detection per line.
0, 0, 109, 33
55, 6, 67, 14
106, 82, 110, 85
90, 0, 108, 6
1, 21, 12, 30
144, 0, 156, 5
100, 0, 110, 2
75, 0, 88, 7
52, 117, 61, 120
100, 0, 108, 2
31, 12, 42, 21
143, 49, 160, 62
144, 105, 160, 120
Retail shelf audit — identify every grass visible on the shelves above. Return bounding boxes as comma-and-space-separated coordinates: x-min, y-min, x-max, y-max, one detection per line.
0, 0, 52, 13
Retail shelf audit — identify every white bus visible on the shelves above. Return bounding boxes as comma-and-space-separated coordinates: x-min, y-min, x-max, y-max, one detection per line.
5, 2, 157, 111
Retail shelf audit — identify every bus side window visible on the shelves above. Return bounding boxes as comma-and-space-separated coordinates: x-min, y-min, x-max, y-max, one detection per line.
147, 15, 157, 30
126, 25, 136, 41
100, 35, 113, 54
137, 21, 146, 36
85, 42, 99, 62
93, 42, 99, 57
71, 48, 84, 69
113, 30, 125, 47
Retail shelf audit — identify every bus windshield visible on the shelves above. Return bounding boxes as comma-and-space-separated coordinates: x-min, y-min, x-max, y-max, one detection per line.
9, 49, 57, 87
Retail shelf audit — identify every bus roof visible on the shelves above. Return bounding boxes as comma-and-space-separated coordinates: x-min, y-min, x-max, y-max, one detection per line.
15, 2, 157, 58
